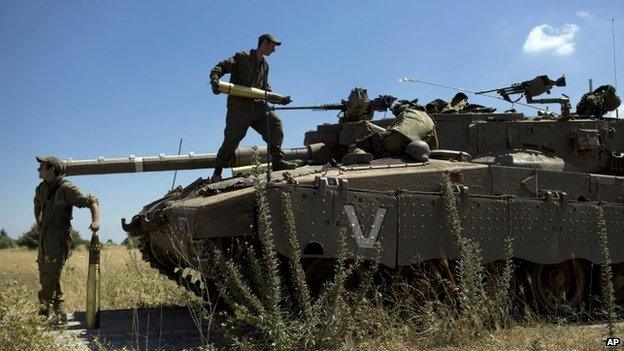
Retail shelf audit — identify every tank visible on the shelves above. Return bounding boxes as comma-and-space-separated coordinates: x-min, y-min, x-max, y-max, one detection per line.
63, 77, 624, 313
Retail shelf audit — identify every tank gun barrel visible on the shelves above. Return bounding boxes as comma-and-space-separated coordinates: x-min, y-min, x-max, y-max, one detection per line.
63, 146, 309, 176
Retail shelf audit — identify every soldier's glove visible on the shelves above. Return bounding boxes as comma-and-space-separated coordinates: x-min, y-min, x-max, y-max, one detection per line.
277, 96, 292, 105
210, 79, 220, 95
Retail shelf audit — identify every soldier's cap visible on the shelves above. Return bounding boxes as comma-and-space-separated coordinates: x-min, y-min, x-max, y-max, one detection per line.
36, 156, 64, 173
258, 33, 281, 46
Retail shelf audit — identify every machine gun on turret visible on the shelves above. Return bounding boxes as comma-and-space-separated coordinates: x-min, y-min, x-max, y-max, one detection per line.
273, 87, 397, 122
476, 75, 571, 119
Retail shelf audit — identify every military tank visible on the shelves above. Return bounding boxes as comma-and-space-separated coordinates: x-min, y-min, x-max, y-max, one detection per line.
63, 77, 624, 313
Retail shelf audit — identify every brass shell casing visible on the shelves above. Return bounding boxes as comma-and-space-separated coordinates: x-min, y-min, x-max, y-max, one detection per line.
217, 81, 285, 103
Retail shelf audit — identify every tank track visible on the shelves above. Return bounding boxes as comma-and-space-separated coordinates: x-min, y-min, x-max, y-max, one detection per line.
136, 233, 207, 299
133, 178, 257, 300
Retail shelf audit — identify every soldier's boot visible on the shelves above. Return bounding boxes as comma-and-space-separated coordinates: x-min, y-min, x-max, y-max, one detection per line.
51, 299, 68, 323
210, 167, 223, 183
272, 157, 298, 171
342, 147, 373, 166
37, 303, 51, 318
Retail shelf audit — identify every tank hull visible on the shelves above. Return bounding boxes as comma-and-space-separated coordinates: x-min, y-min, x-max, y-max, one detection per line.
126, 159, 624, 311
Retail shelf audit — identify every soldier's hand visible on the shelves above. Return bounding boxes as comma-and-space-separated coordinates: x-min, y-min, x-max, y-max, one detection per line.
210, 79, 220, 95
278, 96, 292, 105
89, 221, 100, 233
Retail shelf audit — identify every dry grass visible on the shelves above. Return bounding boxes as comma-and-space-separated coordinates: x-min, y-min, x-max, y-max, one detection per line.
0, 245, 200, 351
346, 322, 624, 351
0, 245, 197, 311
0, 243, 621, 351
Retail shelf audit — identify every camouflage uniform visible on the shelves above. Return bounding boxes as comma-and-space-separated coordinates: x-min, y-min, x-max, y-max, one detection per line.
209, 49, 285, 168
34, 177, 98, 311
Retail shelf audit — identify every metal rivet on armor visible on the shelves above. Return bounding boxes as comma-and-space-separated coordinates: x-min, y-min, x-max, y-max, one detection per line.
335, 221, 340, 226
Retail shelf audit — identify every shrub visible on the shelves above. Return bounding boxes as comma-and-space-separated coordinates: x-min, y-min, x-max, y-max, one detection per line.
16, 224, 88, 250
70, 229, 89, 249
0, 229, 15, 249
0, 283, 64, 350
16, 224, 38, 249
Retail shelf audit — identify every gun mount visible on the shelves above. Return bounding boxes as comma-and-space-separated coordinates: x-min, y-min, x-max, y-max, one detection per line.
274, 87, 397, 122
476, 75, 571, 119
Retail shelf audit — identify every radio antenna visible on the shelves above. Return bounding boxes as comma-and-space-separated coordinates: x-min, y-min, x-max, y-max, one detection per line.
171, 138, 183, 191
398, 77, 543, 112
612, 19, 619, 118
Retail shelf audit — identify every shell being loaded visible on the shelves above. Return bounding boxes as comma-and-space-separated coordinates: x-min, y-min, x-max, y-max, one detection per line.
217, 81, 288, 104
64, 83, 624, 313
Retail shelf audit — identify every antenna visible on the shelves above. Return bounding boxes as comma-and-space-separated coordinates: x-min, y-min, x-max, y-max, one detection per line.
613, 19, 619, 118
399, 77, 544, 112
171, 138, 183, 191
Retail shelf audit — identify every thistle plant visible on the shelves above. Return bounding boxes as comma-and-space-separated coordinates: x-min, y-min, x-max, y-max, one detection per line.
597, 205, 616, 338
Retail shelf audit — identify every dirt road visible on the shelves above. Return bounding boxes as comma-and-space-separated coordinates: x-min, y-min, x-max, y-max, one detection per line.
60, 307, 220, 350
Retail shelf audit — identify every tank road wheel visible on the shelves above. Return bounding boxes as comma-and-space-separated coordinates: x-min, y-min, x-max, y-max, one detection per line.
612, 263, 624, 304
484, 260, 517, 295
302, 258, 335, 296
532, 260, 587, 313
415, 259, 456, 301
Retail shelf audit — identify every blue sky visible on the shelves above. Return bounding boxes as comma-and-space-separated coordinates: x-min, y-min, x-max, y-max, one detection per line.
1, 1, 622, 242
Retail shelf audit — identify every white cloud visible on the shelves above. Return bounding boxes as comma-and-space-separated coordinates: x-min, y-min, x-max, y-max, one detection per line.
575, 10, 593, 19
523, 23, 580, 56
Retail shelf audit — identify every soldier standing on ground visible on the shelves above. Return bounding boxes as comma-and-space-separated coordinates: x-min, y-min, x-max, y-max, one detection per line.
34, 156, 100, 321
209, 33, 297, 182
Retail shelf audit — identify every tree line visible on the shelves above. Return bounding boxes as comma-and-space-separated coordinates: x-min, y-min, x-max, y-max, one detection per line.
0, 225, 89, 250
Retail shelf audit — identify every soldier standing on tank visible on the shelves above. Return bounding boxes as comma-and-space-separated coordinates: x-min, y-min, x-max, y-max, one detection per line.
209, 33, 297, 182
34, 156, 100, 321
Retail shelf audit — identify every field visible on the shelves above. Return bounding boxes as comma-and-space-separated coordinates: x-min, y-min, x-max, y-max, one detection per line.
0, 245, 201, 350
0, 245, 622, 351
